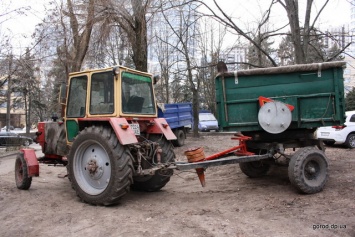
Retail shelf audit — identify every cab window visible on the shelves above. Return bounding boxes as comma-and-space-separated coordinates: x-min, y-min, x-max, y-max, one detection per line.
90, 71, 114, 114
66, 76, 87, 117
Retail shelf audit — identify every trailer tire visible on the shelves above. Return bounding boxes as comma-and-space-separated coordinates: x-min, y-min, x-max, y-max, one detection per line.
239, 161, 270, 178
172, 129, 185, 147
288, 147, 328, 194
131, 135, 175, 192
15, 153, 32, 190
345, 133, 355, 149
68, 126, 133, 206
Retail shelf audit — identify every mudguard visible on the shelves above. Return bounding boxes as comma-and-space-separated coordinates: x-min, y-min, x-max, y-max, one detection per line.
109, 118, 139, 145
146, 118, 177, 140
21, 149, 39, 177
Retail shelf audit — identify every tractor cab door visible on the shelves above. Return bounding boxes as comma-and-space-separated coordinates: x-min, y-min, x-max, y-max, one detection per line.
66, 75, 88, 118
65, 75, 88, 142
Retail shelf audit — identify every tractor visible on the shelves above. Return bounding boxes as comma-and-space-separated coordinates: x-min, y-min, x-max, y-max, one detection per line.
15, 66, 177, 206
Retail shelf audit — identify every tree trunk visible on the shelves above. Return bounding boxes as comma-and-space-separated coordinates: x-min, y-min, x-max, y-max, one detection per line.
283, 0, 305, 64
132, 6, 148, 72
67, 0, 96, 72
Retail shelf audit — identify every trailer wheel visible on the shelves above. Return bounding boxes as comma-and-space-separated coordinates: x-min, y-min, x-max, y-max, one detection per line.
239, 161, 270, 178
288, 147, 328, 194
345, 133, 355, 149
15, 153, 32, 190
172, 129, 185, 147
131, 135, 175, 192
68, 126, 133, 206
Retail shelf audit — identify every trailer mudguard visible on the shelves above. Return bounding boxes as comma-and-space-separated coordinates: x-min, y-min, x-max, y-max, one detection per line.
21, 149, 39, 177
109, 118, 139, 145
146, 118, 177, 140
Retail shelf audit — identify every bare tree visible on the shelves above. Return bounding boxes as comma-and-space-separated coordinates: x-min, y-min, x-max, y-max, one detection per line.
86, 26, 131, 68
152, 35, 175, 103
0, 53, 15, 131
160, 0, 201, 137
152, 1, 184, 103
196, 18, 227, 114
100, 0, 154, 72
192, 0, 346, 66
0, 3, 30, 25
194, 0, 279, 67
63, 0, 97, 72
12, 48, 40, 133
277, 0, 330, 64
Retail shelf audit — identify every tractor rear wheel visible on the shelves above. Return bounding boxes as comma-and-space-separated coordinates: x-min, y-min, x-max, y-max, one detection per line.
15, 153, 32, 190
131, 135, 175, 192
288, 147, 328, 194
68, 126, 133, 205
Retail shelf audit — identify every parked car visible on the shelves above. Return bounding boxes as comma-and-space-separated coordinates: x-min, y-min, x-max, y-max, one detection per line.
198, 112, 219, 132
1, 125, 14, 131
0, 132, 33, 146
316, 111, 355, 148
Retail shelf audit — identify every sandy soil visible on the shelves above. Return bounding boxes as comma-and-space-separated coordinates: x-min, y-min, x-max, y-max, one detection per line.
0, 134, 354, 237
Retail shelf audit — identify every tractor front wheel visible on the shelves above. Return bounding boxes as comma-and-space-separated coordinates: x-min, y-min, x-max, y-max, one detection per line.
68, 126, 133, 205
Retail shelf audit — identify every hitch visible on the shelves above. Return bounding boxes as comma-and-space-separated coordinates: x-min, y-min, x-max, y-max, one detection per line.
183, 134, 269, 187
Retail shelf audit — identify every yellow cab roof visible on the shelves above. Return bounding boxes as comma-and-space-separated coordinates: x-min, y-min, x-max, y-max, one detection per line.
68, 65, 153, 77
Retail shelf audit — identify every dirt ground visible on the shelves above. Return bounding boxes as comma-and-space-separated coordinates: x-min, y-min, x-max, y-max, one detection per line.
0, 134, 354, 237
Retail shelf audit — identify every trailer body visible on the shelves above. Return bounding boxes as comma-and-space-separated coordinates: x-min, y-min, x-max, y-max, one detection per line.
158, 103, 192, 146
215, 61, 346, 137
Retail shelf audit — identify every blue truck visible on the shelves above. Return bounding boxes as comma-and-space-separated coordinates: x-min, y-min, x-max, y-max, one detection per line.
158, 103, 192, 147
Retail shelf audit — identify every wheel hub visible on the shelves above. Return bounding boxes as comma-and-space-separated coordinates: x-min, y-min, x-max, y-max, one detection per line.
305, 160, 320, 180
306, 164, 316, 174
86, 158, 104, 179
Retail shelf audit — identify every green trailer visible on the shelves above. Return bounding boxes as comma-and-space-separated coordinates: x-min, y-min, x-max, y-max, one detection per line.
176, 61, 346, 194
216, 61, 346, 137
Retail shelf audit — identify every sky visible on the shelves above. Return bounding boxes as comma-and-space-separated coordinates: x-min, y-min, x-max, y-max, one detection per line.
203, 0, 351, 28
0, 0, 352, 53
0, 0, 46, 53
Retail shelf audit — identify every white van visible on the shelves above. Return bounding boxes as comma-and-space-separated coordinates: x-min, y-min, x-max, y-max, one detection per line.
198, 112, 219, 132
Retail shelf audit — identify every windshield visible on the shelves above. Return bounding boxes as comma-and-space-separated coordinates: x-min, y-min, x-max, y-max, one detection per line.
121, 72, 156, 114
199, 113, 216, 121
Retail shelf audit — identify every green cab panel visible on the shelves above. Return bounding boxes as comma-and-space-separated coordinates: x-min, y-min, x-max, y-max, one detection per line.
66, 120, 79, 142
215, 61, 346, 132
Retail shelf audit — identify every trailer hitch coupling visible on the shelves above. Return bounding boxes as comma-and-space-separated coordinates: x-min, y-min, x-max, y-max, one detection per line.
183, 135, 255, 187
184, 147, 206, 187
